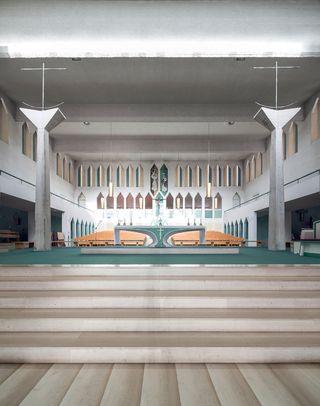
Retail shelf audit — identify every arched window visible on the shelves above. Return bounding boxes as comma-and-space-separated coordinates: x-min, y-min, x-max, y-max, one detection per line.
56, 153, 62, 177
215, 165, 222, 187
250, 156, 256, 181
87, 166, 93, 187
69, 162, 73, 184
97, 165, 105, 187
117, 193, 124, 209
106, 165, 113, 185
224, 165, 232, 187
76, 220, 80, 237
78, 192, 86, 207
206, 164, 213, 185
233, 165, 241, 186
136, 193, 143, 209
233, 192, 241, 207
244, 218, 249, 239
175, 165, 183, 187
205, 196, 212, 209
235, 221, 239, 237
136, 165, 144, 187
185, 193, 193, 209
63, 157, 68, 181
77, 165, 84, 187
239, 219, 244, 238
194, 193, 202, 209
195, 165, 202, 187
145, 193, 153, 209
245, 160, 250, 183
126, 193, 134, 209
116, 165, 124, 187
311, 97, 320, 142
288, 122, 298, 157
227, 223, 230, 234
224, 224, 227, 234
185, 165, 193, 187
126, 165, 134, 187
175, 193, 183, 209
166, 193, 174, 210
214, 193, 222, 209
32, 131, 37, 162
81, 221, 84, 237
70, 218, 75, 240
97, 192, 105, 209
22, 123, 31, 157
256, 153, 263, 177
0, 99, 9, 143
85, 222, 89, 235
231, 222, 234, 236
107, 194, 114, 209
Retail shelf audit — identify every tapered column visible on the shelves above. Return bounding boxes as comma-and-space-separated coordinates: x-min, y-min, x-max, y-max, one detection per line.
20, 107, 65, 251
268, 127, 285, 250
254, 107, 300, 251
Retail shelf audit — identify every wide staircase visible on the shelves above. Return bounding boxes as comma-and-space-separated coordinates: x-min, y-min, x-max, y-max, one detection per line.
0, 265, 319, 363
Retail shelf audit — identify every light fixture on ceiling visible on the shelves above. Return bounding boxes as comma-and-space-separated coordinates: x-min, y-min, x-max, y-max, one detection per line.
83, 121, 90, 126
206, 124, 212, 198
108, 122, 114, 197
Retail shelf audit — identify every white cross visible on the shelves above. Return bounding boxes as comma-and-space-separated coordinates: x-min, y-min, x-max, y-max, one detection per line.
21, 62, 66, 110
253, 61, 300, 109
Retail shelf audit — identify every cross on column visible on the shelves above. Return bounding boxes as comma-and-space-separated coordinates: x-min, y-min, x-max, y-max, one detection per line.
253, 61, 300, 109
21, 63, 66, 110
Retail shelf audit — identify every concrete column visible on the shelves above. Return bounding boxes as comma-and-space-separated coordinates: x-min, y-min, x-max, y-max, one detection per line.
20, 107, 65, 251
268, 128, 286, 250
34, 127, 51, 250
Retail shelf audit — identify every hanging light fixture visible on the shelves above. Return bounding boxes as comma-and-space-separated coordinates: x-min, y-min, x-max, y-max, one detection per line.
206, 125, 212, 198
108, 122, 114, 197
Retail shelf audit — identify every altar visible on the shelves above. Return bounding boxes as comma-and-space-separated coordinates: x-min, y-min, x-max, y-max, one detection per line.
114, 225, 206, 248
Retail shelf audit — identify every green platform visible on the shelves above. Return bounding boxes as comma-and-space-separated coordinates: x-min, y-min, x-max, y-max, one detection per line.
1, 248, 320, 265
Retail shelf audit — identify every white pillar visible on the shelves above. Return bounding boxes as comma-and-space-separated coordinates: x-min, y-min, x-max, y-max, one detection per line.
268, 127, 285, 250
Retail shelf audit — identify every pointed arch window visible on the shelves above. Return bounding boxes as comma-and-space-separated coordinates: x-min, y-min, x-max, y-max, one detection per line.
166, 193, 174, 210
231, 222, 234, 236
87, 166, 94, 187
126, 193, 134, 209
245, 160, 250, 183
256, 153, 263, 177
185, 165, 193, 187
136, 165, 144, 187
77, 165, 84, 187
0, 99, 9, 144
206, 164, 213, 185
214, 193, 222, 209
77, 192, 86, 207
70, 218, 75, 239
106, 165, 113, 185
194, 193, 202, 209
224, 165, 232, 187
117, 192, 124, 209
97, 192, 105, 209
215, 165, 222, 187
195, 165, 202, 187
250, 156, 256, 181
116, 164, 124, 187
233, 165, 241, 186
232, 192, 241, 207
107, 194, 114, 209
126, 165, 134, 187
63, 157, 68, 181
85, 222, 89, 235
22, 123, 31, 157
205, 196, 212, 209
32, 131, 37, 162
136, 193, 143, 209
56, 153, 62, 177
235, 221, 239, 237
76, 220, 80, 237
244, 218, 249, 239
97, 165, 105, 187
175, 165, 183, 187
311, 97, 320, 142
239, 219, 244, 238
185, 193, 193, 209
145, 193, 153, 209
81, 221, 84, 237
176, 193, 183, 209
288, 122, 298, 157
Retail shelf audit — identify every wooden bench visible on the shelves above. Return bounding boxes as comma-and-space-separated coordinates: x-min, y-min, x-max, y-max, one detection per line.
0, 230, 20, 241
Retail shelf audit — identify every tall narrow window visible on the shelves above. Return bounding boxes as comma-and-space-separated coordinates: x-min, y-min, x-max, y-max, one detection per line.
185, 165, 193, 187
116, 165, 124, 187
282, 131, 287, 160
245, 160, 250, 183
250, 156, 256, 181
77, 192, 86, 207
224, 165, 232, 186
215, 165, 222, 187
0, 99, 9, 144
185, 193, 193, 209
77, 165, 84, 187
69, 162, 73, 184
87, 166, 93, 187
311, 97, 320, 142
56, 153, 62, 177
195, 165, 202, 187
97, 192, 105, 209
233, 192, 241, 207
233, 165, 241, 186
175, 165, 183, 187
206, 164, 213, 185
214, 193, 222, 209
288, 122, 298, 157
126, 165, 134, 187
63, 157, 68, 181
32, 131, 37, 162
22, 123, 31, 157
256, 153, 262, 177
136, 165, 144, 187
97, 165, 104, 187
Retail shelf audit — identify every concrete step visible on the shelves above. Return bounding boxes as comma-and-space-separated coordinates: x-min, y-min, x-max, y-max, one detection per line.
1, 290, 320, 308
0, 332, 319, 363
1, 276, 320, 290
0, 308, 319, 332
0, 265, 319, 277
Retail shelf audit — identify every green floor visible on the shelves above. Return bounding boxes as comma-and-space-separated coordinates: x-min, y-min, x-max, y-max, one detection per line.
0, 247, 320, 265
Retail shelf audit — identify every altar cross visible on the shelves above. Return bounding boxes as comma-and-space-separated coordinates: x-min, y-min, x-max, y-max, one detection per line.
253, 61, 300, 110
21, 62, 66, 110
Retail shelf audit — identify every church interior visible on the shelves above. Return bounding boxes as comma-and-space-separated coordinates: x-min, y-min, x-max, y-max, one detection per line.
0, 0, 320, 404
